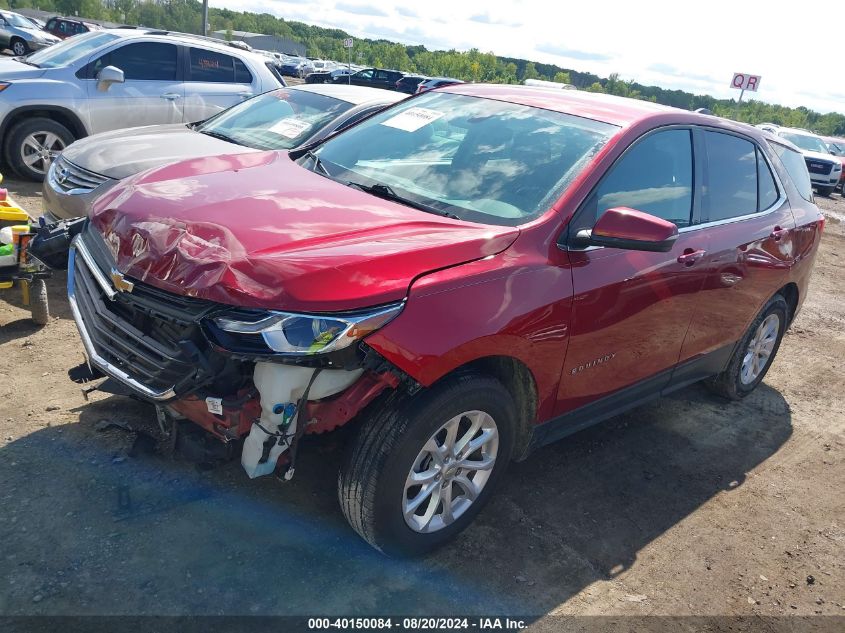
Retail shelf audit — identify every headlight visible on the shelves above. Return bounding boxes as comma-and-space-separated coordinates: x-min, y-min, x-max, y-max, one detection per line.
209, 303, 403, 356
0, 82, 10, 93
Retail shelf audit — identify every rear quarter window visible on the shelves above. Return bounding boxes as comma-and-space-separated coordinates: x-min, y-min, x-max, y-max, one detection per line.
771, 142, 813, 202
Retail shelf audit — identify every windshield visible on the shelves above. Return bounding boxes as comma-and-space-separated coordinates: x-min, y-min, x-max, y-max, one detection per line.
2, 13, 34, 28
779, 132, 830, 154
827, 141, 844, 154
197, 88, 352, 150
26, 31, 118, 68
311, 91, 617, 226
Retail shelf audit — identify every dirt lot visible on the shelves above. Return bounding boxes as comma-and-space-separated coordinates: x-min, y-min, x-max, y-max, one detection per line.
0, 176, 843, 626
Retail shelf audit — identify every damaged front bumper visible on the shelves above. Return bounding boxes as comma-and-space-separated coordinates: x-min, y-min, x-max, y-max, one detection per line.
67, 222, 410, 478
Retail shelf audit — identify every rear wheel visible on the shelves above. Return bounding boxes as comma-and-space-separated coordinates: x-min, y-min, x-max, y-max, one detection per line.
5, 118, 74, 182
706, 294, 788, 400
338, 373, 516, 556
10, 38, 28, 57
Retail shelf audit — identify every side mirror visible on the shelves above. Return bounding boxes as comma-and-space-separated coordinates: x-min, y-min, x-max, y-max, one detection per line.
576, 207, 678, 253
96, 65, 124, 92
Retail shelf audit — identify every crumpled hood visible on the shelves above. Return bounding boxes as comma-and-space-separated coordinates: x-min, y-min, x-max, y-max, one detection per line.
0, 58, 46, 79
90, 151, 519, 312
63, 124, 256, 180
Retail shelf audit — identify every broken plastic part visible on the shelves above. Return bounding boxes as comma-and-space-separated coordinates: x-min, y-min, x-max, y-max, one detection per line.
240, 362, 363, 478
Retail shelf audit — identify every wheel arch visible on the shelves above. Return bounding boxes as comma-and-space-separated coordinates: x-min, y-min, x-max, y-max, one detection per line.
1, 105, 88, 145
431, 354, 539, 462
778, 281, 800, 326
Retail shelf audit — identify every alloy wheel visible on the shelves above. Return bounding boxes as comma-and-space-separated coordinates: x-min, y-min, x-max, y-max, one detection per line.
12, 41, 27, 56
403, 410, 499, 533
20, 132, 65, 176
740, 313, 780, 385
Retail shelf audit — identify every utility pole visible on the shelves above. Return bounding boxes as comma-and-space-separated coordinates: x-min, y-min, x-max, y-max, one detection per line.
202, 0, 208, 36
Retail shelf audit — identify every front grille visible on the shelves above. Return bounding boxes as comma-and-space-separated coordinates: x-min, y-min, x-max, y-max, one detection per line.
805, 158, 833, 176
50, 155, 109, 194
69, 224, 220, 400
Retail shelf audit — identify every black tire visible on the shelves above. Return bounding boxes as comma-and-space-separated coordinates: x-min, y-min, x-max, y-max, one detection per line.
338, 372, 516, 557
10, 38, 29, 57
818, 185, 835, 197
706, 294, 788, 400
28, 279, 49, 326
5, 118, 74, 182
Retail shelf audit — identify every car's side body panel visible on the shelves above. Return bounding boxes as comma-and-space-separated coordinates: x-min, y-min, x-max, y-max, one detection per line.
366, 231, 574, 424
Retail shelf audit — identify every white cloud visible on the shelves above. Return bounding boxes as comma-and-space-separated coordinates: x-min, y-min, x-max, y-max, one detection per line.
211, 0, 842, 114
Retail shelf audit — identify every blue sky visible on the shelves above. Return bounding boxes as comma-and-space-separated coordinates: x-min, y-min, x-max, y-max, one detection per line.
212, 0, 842, 115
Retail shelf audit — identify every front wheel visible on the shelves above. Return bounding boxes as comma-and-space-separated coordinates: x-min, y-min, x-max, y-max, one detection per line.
338, 373, 516, 557
11, 38, 29, 57
818, 185, 835, 197
706, 294, 788, 400
5, 117, 74, 182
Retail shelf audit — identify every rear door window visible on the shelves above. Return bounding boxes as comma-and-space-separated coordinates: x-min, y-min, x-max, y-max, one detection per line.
703, 131, 758, 221
189, 48, 238, 83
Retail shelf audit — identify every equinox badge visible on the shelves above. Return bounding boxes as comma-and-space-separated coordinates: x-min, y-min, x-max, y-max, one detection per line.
110, 269, 134, 293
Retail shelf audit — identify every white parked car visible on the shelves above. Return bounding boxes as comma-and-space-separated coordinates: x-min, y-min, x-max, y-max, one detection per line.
768, 126, 841, 196
0, 29, 285, 180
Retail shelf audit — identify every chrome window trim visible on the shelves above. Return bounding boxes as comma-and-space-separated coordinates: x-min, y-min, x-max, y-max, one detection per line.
677, 199, 783, 233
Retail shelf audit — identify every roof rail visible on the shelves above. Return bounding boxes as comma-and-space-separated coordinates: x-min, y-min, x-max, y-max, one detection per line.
143, 30, 253, 51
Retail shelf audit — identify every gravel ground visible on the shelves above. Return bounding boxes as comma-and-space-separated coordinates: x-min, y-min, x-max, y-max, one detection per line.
0, 175, 843, 627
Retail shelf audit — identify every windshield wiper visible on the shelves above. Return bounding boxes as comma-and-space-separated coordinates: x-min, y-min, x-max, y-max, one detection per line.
305, 150, 330, 177
15, 58, 39, 68
347, 181, 460, 220
198, 129, 239, 145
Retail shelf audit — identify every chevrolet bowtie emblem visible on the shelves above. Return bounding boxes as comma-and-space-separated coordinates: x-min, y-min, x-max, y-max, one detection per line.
110, 269, 134, 293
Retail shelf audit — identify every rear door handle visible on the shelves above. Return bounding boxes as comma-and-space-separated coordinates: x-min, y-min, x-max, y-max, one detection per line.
161, 93, 181, 101
677, 248, 707, 266
770, 226, 788, 241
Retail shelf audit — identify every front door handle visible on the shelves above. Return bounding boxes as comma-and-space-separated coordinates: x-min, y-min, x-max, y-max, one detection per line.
238, 91, 254, 99
161, 92, 181, 101
677, 248, 707, 266
770, 226, 788, 241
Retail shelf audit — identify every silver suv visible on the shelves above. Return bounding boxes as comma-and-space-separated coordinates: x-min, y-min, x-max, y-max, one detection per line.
0, 29, 285, 181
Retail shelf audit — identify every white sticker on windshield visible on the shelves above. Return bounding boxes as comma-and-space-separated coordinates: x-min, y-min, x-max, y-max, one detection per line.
380, 107, 444, 132
269, 118, 312, 139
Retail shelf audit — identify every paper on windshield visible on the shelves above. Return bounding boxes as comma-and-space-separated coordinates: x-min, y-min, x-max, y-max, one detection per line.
381, 107, 444, 132
269, 118, 312, 139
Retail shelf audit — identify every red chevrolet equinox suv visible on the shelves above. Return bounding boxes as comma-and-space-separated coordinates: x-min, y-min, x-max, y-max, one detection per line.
67, 85, 823, 556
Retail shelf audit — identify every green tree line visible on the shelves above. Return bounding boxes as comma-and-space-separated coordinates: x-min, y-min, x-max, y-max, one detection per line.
4, 0, 844, 134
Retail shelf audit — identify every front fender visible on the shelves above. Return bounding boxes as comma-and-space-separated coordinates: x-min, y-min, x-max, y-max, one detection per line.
364, 250, 573, 423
